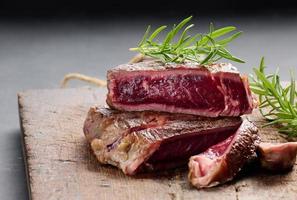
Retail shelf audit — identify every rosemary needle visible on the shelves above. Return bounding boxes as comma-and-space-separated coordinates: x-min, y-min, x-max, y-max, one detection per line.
130, 16, 244, 65
250, 57, 297, 137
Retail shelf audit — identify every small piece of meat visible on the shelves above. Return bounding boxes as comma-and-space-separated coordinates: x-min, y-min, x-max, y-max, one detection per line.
257, 142, 297, 172
83, 107, 243, 175
107, 60, 256, 117
188, 120, 259, 188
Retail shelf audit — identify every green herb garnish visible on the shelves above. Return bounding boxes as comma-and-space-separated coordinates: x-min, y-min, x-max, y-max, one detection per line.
130, 16, 244, 65
250, 57, 297, 137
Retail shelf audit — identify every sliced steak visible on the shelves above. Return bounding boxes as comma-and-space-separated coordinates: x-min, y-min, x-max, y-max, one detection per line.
257, 142, 297, 172
83, 107, 242, 175
188, 119, 259, 188
107, 60, 256, 117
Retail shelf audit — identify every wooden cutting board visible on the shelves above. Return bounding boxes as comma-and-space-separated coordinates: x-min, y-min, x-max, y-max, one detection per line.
18, 87, 297, 200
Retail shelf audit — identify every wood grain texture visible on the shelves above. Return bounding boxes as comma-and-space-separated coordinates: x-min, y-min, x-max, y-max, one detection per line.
18, 87, 297, 200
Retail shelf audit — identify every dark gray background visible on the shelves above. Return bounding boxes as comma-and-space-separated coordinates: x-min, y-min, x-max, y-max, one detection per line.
1, 13, 297, 199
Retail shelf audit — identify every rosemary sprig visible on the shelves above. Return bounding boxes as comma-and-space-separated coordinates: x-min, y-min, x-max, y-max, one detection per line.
130, 16, 244, 65
250, 57, 297, 137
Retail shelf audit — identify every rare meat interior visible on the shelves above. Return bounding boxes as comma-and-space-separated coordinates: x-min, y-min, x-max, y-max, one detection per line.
140, 126, 238, 171
111, 70, 226, 110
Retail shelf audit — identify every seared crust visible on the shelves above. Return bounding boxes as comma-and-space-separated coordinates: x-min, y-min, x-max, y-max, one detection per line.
108, 60, 238, 73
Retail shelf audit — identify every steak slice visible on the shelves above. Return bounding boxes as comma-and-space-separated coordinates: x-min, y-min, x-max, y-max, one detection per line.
83, 107, 242, 175
188, 119, 259, 188
107, 60, 255, 117
257, 142, 297, 172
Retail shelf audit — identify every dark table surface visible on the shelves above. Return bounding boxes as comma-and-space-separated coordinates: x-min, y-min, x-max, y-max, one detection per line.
0, 14, 297, 199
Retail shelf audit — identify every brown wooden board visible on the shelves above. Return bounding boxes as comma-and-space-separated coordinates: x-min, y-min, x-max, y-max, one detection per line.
18, 87, 297, 200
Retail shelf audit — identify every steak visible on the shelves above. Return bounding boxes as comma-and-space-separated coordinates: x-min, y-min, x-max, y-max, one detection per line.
107, 60, 256, 117
188, 119, 259, 188
83, 107, 243, 175
257, 142, 297, 172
